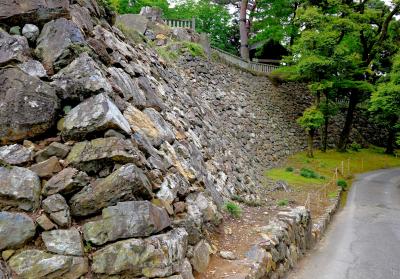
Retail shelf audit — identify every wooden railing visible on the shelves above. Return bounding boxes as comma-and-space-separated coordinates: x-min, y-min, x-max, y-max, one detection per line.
165, 18, 196, 30
211, 46, 279, 74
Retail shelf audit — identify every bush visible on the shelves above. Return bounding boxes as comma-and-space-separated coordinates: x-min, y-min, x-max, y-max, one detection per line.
300, 168, 318, 179
350, 142, 362, 152
285, 166, 294, 172
319, 175, 326, 180
337, 179, 348, 190
277, 199, 289, 206
224, 202, 242, 218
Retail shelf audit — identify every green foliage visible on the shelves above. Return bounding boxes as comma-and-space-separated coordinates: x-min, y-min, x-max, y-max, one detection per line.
350, 142, 362, 152
277, 199, 289, 206
300, 168, 318, 179
224, 201, 242, 218
337, 179, 348, 190
155, 42, 205, 62
109, 0, 169, 14
297, 106, 324, 132
285, 166, 294, 172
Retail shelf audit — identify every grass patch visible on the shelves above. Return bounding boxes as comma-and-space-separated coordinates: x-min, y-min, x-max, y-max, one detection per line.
156, 41, 205, 62
224, 201, 242, 218
277, 199, 289, 206
285, 166, 294, 172
265, 147, 400, 192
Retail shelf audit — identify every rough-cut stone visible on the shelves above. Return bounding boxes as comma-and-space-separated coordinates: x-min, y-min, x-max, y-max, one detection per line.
42, 228, 84, 256
42, 194, 71, 227
140, 6, 164, 22
42, 167, 89, 196
70, 164, 152, 216
29, 156, 62, 178
172, 28, 192, 42
0, 0, 70, 26
8, 250, 88, 279
124, 106, 175, 147
107, 67, 147, 108
83, 201, 171, 245
34, 142, 71, 162
0, 212, 36, 250
70, 4, 93, 33
190, 240, 211, 273
52, 53, 112, 101
22, 24, 39, 42
156, 173, 190, 205
0, 30, 29, 66
62, 94, 131, 141
36, 214, 56, 231
116, 14, 149, 35
219, 250, 236, 260
0, 167, 41, 211
0, 67, 59, 144
92, 228, 188, 277
0, 144, 33, 165
17, 60, 47, 78
35, 18, 85, 74
65, 137, 145, 174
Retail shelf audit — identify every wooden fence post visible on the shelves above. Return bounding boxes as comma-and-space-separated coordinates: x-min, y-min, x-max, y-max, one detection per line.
192, 17, 196, 31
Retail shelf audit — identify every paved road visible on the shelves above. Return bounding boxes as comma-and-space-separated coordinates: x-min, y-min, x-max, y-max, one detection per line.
288, 168, 400, 279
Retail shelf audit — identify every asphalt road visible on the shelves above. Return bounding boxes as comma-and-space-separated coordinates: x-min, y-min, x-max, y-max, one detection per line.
287, 167, 400, 279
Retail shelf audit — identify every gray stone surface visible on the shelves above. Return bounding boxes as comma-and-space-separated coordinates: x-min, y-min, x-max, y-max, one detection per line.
22, 24, 39, 42
62, 93, 131, 140
29, 156, 62, 178
0, 30, 29, 66
65, 137, 145, 174
34, 142, 71, 162
0, 0, 70, 25
0, 167, 41, 211
83, 201, 171, 245
70, 4, 93, 33
42, 167, 89, 196
42, 194, 71, 227
0, 144, 33, 165
52, 53, 112, 101
190, 240, 210, 273
0, 67, 59, 144
70, 164, 152, 216
8, 250, 88, 279
91, 228, 188, 277
17, 60, 48, 78
116, 14, 149, 35
35, 18, 85, 74
42, 228, 84, 256
0, 212, 36, 250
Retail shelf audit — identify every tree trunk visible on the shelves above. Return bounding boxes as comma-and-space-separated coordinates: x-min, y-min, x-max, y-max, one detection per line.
322, 115, 329, 152
239, 0, 250, 60
385, 119, 397, 155
337, 92, 358, 152
307, 129, 314, 158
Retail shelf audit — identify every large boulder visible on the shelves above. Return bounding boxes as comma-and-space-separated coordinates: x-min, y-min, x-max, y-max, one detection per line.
124, 106, 175, 147
0, 144, 33, 165
0, 167, 41, 211
62, 93, 131, 141
0, 212, 36, 250
91, 228, 188, 277
42, 228, 84, 256
52, 53, 112, 101
0, 30, 30, 66
8, 250, 88, 279
42, 167, 89, 196
35, 18, 85, 74
190, 240, 211, 273
83, 201, 171, 245
116, 14, 149, 35
0, 67, 59, 144
65, 137, 145, 174
0, 0, 70, 26
69, 164, 152, 216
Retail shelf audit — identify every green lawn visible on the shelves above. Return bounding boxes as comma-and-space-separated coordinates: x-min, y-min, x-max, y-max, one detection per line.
265, 147, 400, 191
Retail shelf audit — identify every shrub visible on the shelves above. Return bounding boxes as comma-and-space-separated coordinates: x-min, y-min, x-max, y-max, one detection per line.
277, 199, 289, 206
285, 166, 294, 172
300, 168, 318, 179
224, 202, 242, 218
350, 142, 362, 152
319, 175, 326, 180
337, 179, 348, 190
